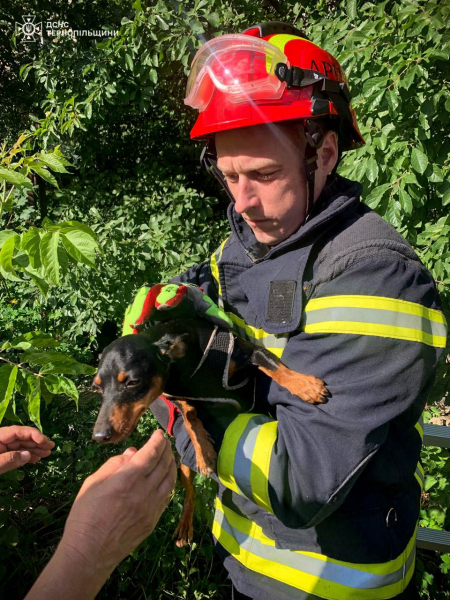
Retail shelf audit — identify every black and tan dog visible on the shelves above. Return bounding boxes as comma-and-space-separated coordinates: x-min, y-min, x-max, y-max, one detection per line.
92, 317, 328, 546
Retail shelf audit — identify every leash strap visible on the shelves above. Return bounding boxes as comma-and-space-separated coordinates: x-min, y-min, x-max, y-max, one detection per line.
159, 394, 180, 437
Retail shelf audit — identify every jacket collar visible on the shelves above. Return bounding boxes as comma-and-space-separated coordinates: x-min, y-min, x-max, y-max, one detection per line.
228, 174, 363, 263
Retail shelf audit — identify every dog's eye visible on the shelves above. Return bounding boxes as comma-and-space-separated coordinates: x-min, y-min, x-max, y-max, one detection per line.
125, 379, 140, 388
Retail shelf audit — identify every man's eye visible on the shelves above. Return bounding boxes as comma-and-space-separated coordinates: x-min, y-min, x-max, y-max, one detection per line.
257, 171, 277, 181
224, 174, 238, 184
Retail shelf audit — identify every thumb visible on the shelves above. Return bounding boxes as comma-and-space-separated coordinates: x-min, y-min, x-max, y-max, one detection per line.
0, 451, 31, 475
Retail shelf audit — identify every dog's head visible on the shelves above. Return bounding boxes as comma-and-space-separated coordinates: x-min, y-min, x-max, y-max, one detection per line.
92, 332, 187, 443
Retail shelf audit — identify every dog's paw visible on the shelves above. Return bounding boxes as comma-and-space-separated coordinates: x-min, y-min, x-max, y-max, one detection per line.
174, 518, 193, 547
297, 375, 330, 404
196, 442, 217, 477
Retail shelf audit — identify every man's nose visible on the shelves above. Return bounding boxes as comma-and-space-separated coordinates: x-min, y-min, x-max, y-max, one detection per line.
233, 177, 259, 214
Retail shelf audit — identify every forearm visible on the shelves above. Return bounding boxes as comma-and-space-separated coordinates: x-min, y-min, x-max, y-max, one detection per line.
25, 539, 113, 600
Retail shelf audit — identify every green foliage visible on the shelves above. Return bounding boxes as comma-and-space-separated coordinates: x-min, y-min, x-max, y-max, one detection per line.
0, 396, 229, 599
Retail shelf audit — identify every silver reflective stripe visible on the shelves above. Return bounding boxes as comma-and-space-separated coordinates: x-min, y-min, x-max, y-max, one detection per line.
414, 462, 424, 489
232, 415, 273, 501
302, 306, 447, 339
215, 506, 415, 590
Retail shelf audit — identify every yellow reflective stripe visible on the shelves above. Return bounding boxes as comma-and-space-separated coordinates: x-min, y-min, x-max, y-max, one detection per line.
250, 421, 278, 513
210, 238, 228, 308
218, 414, 255, 496
268, 34, 308, 54
227, 311, 288, 359
414, 415, 424, 442
218, 415, 277, 512
303, 294, 447, 348
213, 498, 416, 599
306, 295, 446, 324
208, 237, 289, 357
304, 320, 444, 347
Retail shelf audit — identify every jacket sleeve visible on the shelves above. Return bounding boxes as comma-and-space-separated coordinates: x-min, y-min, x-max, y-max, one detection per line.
215, 256, 447, 528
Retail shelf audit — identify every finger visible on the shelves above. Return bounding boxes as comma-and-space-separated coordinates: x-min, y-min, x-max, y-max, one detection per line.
157, 455, 177, 497
25, 448, 52, 458
144, 439, 175, 490
123, 447, 138, 457
0, 451, 31, 475
120, 430, 167, 478
0, 426, 54, 448
76, 447, 138, 498
5, 439, 55, 451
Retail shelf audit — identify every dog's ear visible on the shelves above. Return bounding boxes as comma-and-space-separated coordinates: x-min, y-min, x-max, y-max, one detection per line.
154, 333, 188, 360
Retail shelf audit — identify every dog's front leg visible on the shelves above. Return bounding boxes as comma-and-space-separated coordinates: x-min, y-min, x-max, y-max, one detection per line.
176, 400, 217, 476
174, 463, 196, 547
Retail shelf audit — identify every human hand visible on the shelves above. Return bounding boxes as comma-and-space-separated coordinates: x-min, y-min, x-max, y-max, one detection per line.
0, 425, 55, 475
58, 429, 176, 577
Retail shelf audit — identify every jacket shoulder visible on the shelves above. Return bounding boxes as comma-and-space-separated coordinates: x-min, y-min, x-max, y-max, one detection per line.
314, 201, 421, 288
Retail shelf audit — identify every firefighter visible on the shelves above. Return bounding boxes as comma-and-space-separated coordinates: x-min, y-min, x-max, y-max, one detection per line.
149, 21, 447, 600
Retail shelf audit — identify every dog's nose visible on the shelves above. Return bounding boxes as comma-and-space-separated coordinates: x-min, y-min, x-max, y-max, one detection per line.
93, 429, 113, 443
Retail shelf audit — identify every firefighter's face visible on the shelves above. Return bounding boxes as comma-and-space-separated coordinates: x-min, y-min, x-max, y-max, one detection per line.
216, 123, 337, 245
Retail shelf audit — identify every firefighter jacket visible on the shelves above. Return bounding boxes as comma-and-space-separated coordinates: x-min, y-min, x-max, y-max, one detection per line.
168, 173, 447, 600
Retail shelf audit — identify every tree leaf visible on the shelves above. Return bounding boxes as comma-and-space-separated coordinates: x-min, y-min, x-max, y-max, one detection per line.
40, 231, 60, 285
400, 65, 416, 90
36, 152, 71, 173
27, 376, 41, 431
189, 18, 204, 34
366, 157, 379, 183
21, 351, 96, 375
125, 53, 134, 71
59, 221, 97, 240
411, 147, 428, 174
61, 230, 97, 268
10, 332, 60, 350
364, 183, 391, 209
0, 365, 18, 425
24, 266, 49, 296
32, 165, 59, 188
205, 12, 220, 27
398, 188, 413, 214
149, 69, 158, 85
0, 230, 17, 250
424, 475, 438, 491
0, 166, 32, 188
0, 235, 18, 273
21, 228, 41, 269
362, 76, 389, 97
44, 374, 79, 406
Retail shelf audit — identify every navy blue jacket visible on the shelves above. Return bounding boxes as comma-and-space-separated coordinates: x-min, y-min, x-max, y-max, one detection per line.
164, 174, 446, 600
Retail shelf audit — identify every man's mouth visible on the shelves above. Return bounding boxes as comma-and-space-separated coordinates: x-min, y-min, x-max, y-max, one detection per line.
246, 217, 271, 227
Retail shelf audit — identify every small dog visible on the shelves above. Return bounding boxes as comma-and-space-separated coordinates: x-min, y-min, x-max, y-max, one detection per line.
92, 317, 328, 546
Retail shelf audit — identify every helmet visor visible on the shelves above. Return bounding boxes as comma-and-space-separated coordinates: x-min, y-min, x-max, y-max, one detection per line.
184, 34, 289, 112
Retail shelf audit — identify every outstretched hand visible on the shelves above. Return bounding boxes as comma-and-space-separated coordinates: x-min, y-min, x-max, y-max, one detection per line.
25, 429, 177, 600
0, 426, 55, 475
59, 428, 177, 574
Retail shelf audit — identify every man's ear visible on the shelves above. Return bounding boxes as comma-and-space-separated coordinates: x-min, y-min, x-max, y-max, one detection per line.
154, 333, 188, 360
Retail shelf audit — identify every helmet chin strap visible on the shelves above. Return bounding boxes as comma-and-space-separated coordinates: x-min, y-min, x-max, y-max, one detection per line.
303, 119, 325, 222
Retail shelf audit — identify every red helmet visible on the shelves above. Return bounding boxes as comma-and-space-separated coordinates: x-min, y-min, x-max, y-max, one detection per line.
185, 22, 365, 153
